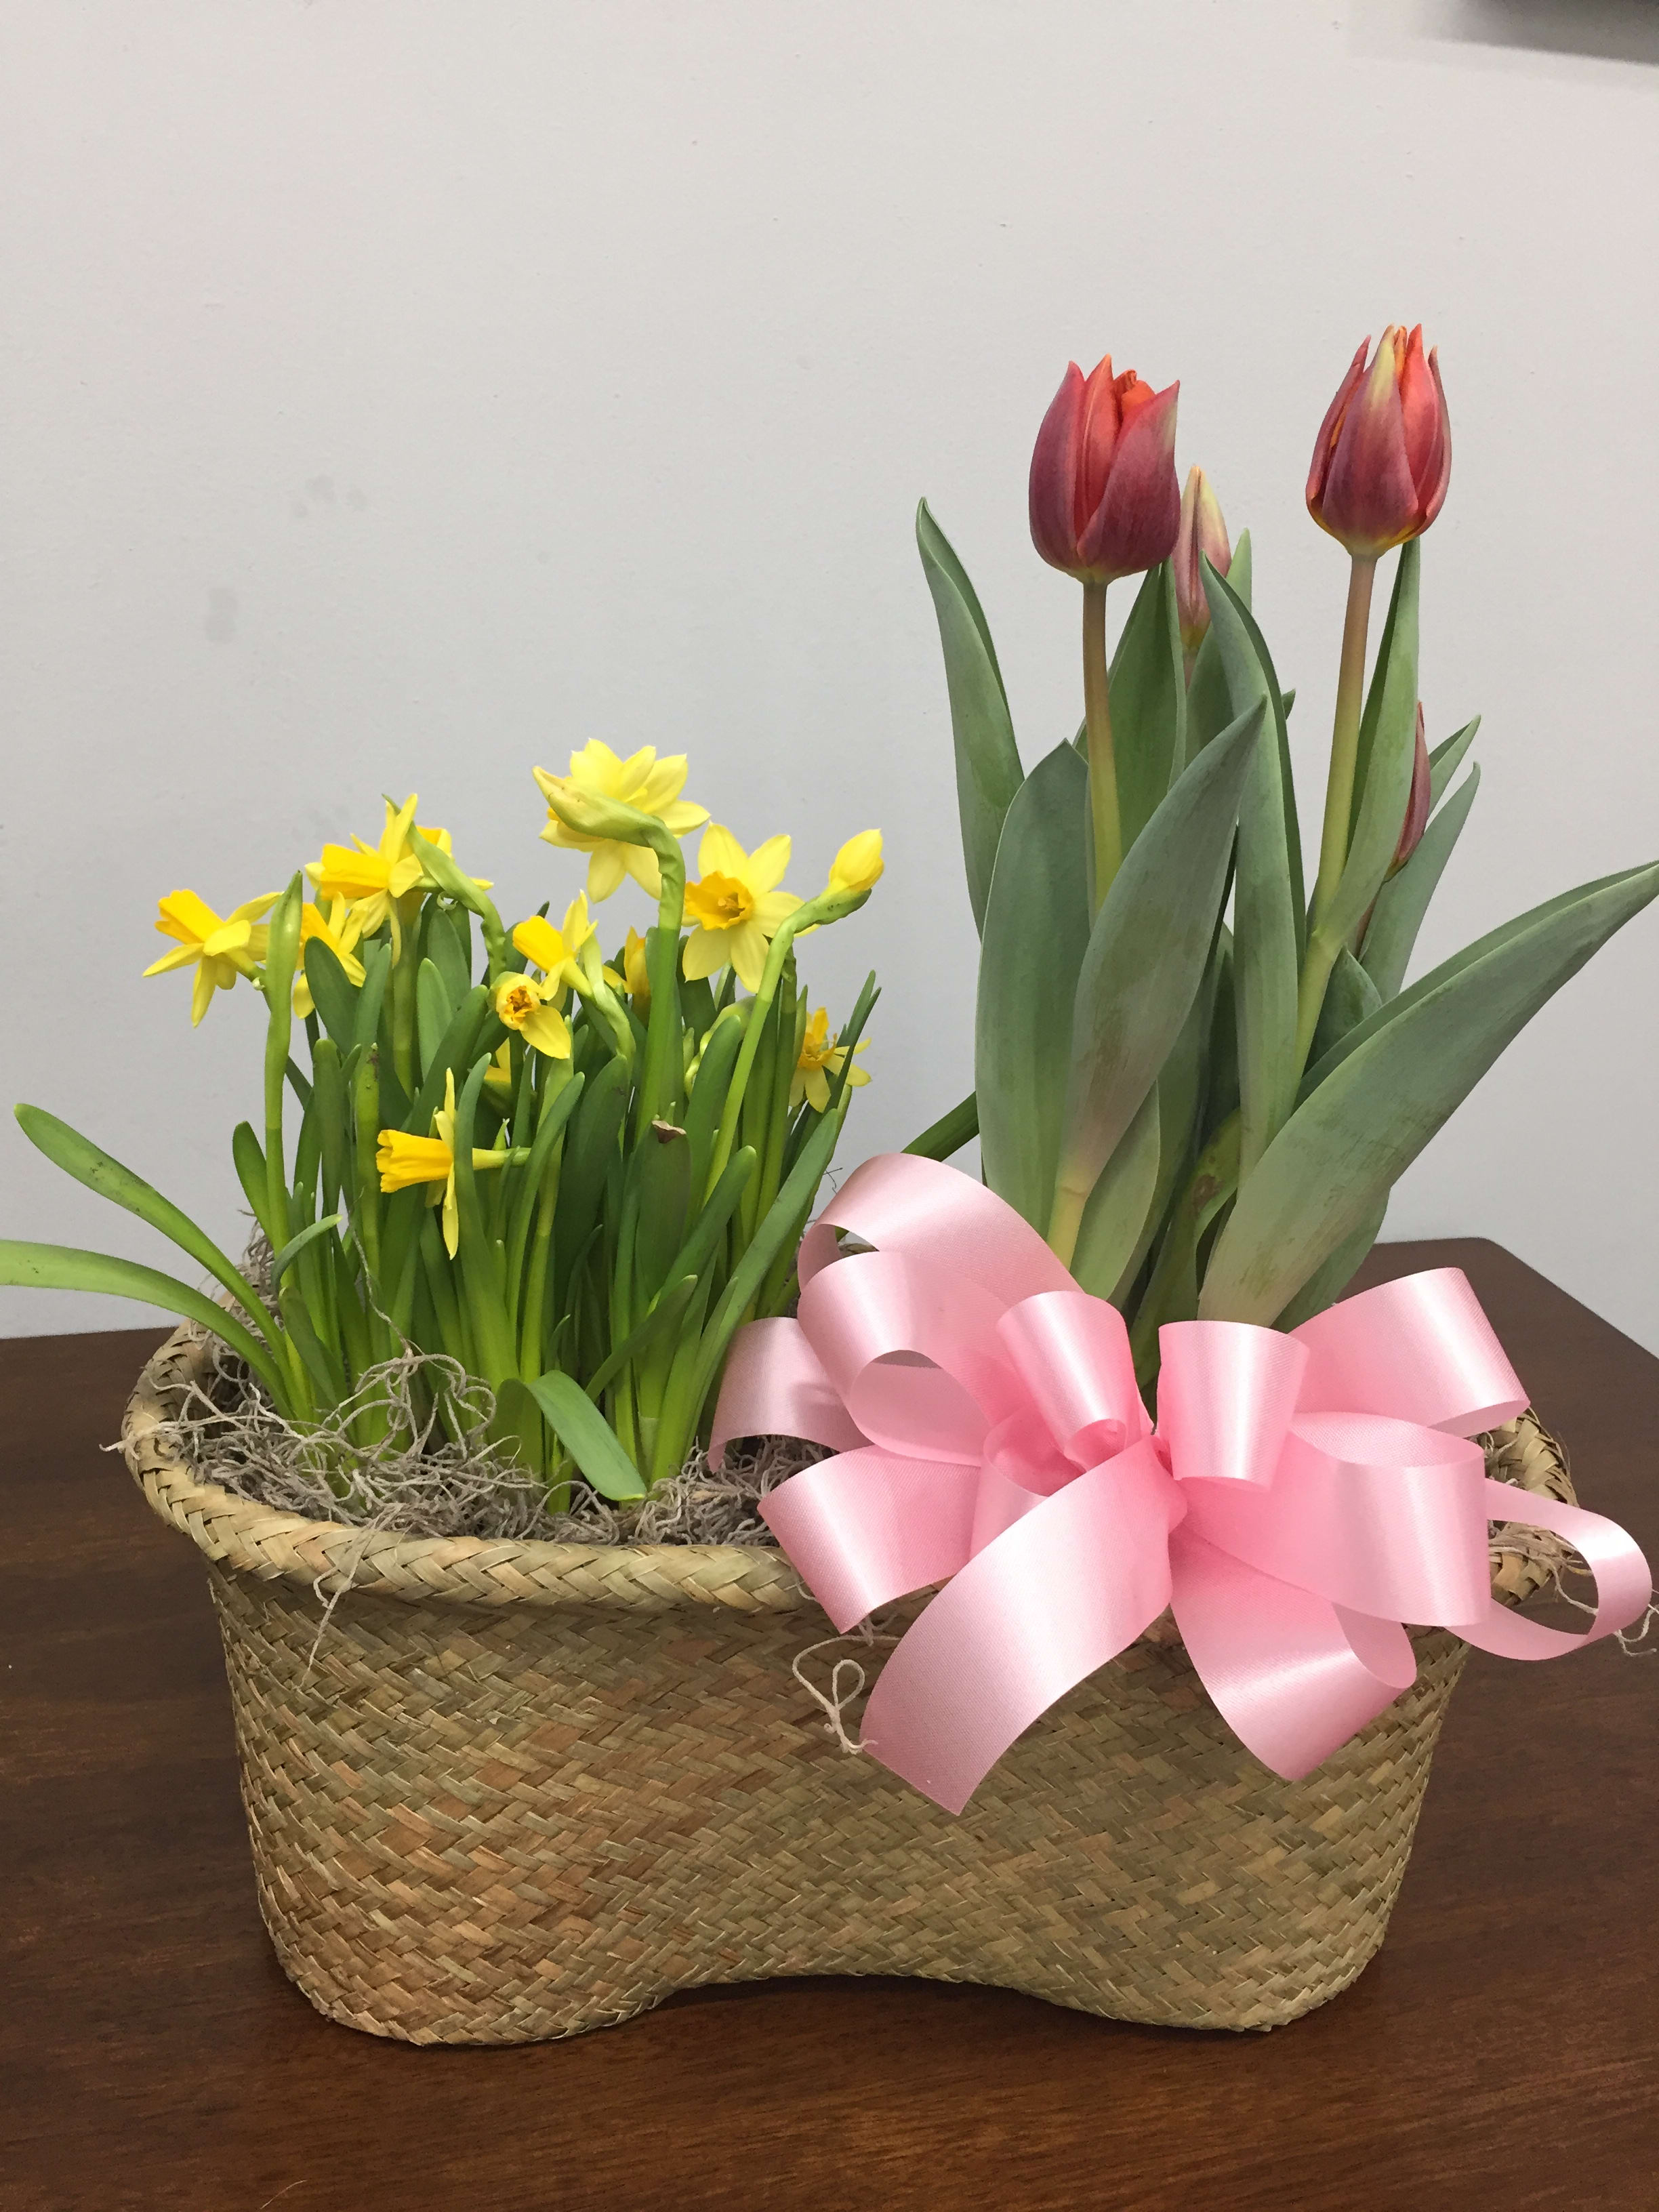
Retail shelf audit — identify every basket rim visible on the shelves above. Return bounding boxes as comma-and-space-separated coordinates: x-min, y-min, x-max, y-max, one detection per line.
120, 1324, 1577, 1622
121, 1326, 812, 1616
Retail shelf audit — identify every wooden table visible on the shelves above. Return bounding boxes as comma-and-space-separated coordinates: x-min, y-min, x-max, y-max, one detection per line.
3, 1240, 1655, 2211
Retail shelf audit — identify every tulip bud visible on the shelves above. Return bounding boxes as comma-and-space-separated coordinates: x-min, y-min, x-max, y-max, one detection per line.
1173, 466, 1231, 659
1389, 704, 1432, 877
1307, 326, 1451, 559
1029, 354, 1181, 585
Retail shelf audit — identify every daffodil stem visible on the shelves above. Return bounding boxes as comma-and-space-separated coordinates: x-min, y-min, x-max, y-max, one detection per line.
1082, 581, 1121, 909
703, 918, 800, 1204
638, 835, 687, 1136
1309, 554, 1378, 936
1046, 1177, 1090, 1272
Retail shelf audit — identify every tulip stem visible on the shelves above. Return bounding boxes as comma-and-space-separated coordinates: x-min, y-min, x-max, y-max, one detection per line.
1309, 554, 1378, 935
1082, 582, 1121, 910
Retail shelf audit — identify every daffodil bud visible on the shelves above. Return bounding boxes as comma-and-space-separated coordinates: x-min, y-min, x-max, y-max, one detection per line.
827, 830, 884, 897
1173, 467, 1231, 659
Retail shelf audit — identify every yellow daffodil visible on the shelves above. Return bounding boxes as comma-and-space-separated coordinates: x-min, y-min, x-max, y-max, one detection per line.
375, 1070, 509, 1258
144, 889, 279, 1026
682, 826, 801, 992
602, 926, 652, 1018
511, 893, 596, 994
308, 795, 488, 945
827, 828, 884, 897
495, 970, 572, 1060
533, 743, 708, 901
483, 1040, 514, 1097
292, 897, 366, 1018
791, 1006, 872, 1114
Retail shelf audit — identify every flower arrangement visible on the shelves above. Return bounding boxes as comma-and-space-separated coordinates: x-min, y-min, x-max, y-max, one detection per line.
35, 316, 1652, 2047
2, 752, 882, 1500
905, 327, 1659, 1377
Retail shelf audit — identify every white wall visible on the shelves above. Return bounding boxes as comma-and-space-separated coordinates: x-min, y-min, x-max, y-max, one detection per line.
3, 1, 1657, 1345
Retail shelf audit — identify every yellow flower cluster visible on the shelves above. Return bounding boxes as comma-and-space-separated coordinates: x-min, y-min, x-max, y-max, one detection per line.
142, 763, 882, 1052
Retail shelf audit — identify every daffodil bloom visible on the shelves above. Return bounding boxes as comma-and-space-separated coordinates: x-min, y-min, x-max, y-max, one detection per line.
682, 826, 801, 992
308, 795, 486, 943
292, 897, 366, 1018
791, 1006, 872, 1114
376, 1070, 509, 1258
483, 1040, 514, 1097
533, 743, 708, 901
827, 829, 885, 897
602, 926, 653, 1018
495, 969, 572, 1060
511, 894, 596, 994
144, 889, 279, 1026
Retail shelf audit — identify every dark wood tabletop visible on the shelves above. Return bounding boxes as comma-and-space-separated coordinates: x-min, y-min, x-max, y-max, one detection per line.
3, 1238, 1655, 2212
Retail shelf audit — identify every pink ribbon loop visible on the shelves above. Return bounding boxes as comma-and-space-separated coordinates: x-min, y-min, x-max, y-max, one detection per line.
712, 1153, 1654, 1814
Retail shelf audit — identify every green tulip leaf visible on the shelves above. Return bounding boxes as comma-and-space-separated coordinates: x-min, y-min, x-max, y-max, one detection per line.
975, 740, 1092, 1230
1201, 563, 1303, 1172
1069, 1083, 1161, 1305
1272, 1200, 1387, 1331
917, 499, 1025, 935
1360, 766, 1481, 1002
1309, 947, 1382, 1065
1428, 715, 1481, 813
1200, 858, 1659, 1322
1108, 560, 1185, 853
1183, 530, 1252, 766
1050, 701, 1264, 1251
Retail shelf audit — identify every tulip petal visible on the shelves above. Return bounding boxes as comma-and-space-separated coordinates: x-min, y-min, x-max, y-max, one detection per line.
1077, 381, 1181, 581
1417, 345, 1452, 527
1075, 356, 1121, 545
1319, 335, 1418, 556
1307, 337, 1370, 513
1028, 363, 1086, 573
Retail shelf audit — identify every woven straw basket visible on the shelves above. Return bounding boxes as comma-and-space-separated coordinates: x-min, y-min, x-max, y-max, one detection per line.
121, 1327, 1576, 2044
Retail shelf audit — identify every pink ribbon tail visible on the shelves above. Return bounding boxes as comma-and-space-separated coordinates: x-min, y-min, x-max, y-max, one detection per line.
858, 1443, 1177, 1815
1452, 1480, 1653, 1657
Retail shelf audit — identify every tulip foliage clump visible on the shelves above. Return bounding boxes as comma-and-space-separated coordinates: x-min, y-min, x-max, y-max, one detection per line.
1, 758, 882, 1500
915, 327, 1659, 1380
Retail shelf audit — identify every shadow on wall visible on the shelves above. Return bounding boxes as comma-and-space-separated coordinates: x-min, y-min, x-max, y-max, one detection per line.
1428, 0, 1659, 62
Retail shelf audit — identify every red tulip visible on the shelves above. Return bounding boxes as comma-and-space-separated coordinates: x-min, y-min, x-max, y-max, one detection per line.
1029, 355, 1181, 584
1389, 703, 1432, 876
1173, 465, 1231, 656
1307, 327, 1451, 559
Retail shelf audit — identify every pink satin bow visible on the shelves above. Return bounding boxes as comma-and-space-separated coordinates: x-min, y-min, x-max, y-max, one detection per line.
712, 1154, 1653, 1814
